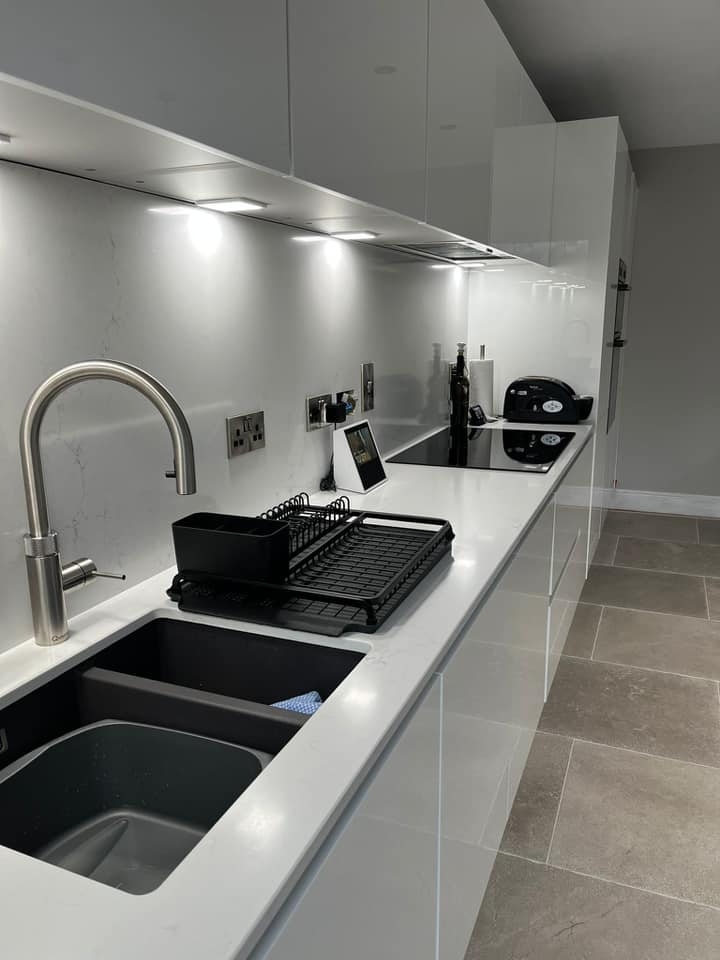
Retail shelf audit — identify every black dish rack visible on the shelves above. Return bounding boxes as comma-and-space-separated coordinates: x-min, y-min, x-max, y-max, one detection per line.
167, 493, 454, 635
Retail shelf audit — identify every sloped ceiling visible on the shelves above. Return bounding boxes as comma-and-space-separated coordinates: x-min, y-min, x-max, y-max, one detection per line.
485, 0, 720, 149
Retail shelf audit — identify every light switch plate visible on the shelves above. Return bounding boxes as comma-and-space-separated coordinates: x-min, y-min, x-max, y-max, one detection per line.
226, 411, 265, 458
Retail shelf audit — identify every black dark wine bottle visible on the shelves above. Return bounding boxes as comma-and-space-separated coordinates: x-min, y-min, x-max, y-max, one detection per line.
449, 342, 470, 429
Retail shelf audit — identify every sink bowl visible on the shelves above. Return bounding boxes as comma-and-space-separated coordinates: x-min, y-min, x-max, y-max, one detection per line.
0, 720, 269, 894
93, 617, 365, 705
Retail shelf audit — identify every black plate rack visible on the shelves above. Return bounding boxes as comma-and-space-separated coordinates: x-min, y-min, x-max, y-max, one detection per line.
168, 493, 454, 635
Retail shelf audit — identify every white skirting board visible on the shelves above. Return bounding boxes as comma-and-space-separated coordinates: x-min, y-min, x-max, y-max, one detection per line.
607, 488, 720, 519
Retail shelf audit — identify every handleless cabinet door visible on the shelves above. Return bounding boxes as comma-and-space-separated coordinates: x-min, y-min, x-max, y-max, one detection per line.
439, 501, 552, 960
489, 26, 556, 264
547, 438, 593, 695
0, 0, 291, 172
254, 677, 441, 960
426, 0, 497, 241
288, 0, 428, 219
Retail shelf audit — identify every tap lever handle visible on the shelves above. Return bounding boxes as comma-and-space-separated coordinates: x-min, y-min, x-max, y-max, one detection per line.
95, 572, 127, 581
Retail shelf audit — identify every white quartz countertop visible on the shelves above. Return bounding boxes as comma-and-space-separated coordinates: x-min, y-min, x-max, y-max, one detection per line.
0, 421, 592, 960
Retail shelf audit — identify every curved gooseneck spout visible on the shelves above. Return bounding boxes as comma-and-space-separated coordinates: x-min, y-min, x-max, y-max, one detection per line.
19, 359, 197, 645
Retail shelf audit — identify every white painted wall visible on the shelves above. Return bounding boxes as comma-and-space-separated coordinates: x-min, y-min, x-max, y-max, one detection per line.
0, 161, 468, 654
616, 144, 720, 500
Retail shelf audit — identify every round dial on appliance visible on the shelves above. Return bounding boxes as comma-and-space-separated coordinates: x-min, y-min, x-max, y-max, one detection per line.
540, 433, 562, 446
542, 399, 563, 413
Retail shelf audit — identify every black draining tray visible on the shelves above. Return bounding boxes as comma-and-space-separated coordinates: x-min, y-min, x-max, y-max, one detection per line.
167, 494, 454, 635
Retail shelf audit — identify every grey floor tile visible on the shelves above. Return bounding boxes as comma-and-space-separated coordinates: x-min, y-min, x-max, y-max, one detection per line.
581, 564, 708, 617
500, 732, 572, 862
467, 853, 720, 960
706, 577, 720, 620
549, 741, 720, 907
615, 537, 720, 578
604, 510, 698, 543
595, 605, 720, 680
563, 603, 602, 658
593, 532, 618, 564
699, 517, 720, 544
539, 657, 720, 766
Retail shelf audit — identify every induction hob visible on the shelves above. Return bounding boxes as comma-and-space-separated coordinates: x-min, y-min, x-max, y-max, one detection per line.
388, 427, 575, 473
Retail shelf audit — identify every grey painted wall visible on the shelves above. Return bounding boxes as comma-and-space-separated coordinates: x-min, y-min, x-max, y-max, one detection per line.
0, 160, 467, 652
616, 144, 720, 496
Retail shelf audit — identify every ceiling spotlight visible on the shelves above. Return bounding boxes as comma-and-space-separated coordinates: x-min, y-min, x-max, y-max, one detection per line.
198, 197, 268, 213
331, 231, 379, 241
291, 234, 326, 242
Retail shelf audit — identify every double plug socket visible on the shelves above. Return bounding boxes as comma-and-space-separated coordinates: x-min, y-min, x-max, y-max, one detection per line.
226, 411, 266, 458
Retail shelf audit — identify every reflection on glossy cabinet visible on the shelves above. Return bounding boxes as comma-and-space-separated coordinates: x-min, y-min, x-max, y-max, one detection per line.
426, 0, 497, 240
288, 0, 429, 219
256, 678, 441, 960
439, 501, 552, 960
0, 0, 291, 172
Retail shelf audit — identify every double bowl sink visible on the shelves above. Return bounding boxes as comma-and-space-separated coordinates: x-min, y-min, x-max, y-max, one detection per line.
0, 618, 364, 895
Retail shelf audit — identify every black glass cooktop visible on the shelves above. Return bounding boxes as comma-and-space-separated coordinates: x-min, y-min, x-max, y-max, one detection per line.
388, 427, 574, 473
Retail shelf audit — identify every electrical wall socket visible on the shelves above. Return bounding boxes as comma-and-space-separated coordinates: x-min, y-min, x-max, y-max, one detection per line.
306, 393, 332, 431
336, 389, 358, 416
226, 411, 266, 458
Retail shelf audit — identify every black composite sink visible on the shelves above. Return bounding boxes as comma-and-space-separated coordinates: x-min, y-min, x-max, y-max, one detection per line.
0, 721, 269, 894
0, 617, 365, 892
93, 617, 365, 705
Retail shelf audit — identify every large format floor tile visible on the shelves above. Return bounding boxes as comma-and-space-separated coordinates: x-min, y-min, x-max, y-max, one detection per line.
469, 854, 720, 960
539, 657, 720, 765
593, 532, 618, 565
580, 564, 708, 617
563, 602, 602, 658
603, 510, 699, 543
699, 517, 720, 544
615, 537, 720, 578
549, 741, 720, 907
595, 605, 720, 680
500, 732, 572, 862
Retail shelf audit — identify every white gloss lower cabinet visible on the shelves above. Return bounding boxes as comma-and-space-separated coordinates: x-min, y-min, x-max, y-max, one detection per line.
547, 438, 593, 694
256, 678, 441, 960
439, 503, 552, 960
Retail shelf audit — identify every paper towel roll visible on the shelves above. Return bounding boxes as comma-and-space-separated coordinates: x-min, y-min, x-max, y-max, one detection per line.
469, 358, 494, 416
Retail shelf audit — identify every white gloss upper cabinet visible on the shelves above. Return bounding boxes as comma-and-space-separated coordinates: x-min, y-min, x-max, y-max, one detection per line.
0, 1, 291, 172
488, 23, 556, 264
255, 677, 441, 960
288, 0, 429, 219
426, 0, 497, 240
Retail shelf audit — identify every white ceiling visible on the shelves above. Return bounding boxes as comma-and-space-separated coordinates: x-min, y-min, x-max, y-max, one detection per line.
485, 0, 720, 150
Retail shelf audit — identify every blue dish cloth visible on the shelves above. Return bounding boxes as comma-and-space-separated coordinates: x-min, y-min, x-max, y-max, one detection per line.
272, 690, 323, 716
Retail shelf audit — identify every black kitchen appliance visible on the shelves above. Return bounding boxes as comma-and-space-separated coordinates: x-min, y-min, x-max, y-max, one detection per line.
503, 377, 593, 424
388, 426, 574, 473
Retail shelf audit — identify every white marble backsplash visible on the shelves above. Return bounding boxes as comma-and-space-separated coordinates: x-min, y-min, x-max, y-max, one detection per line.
0, 161, 468, 653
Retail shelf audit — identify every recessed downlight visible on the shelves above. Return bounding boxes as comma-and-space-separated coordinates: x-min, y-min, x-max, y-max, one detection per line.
199, 197, 268, 213
292, 234, 326, 243
331, 231, 379, 241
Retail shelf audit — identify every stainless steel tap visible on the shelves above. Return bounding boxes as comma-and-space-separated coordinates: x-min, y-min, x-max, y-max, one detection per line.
19, 360, 197, 646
